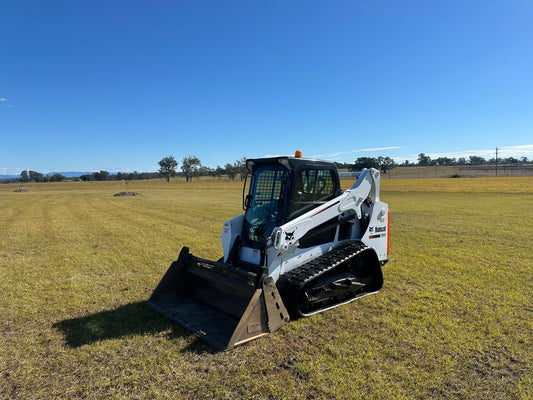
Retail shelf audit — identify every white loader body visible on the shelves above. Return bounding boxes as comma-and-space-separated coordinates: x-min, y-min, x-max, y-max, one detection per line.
222, 168, 389, 282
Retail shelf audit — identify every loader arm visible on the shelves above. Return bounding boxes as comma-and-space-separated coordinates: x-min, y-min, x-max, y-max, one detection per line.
271, 168, 380, 253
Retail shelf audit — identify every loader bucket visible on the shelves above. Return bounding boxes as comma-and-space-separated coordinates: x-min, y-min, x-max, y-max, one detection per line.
148, 247, 290, 350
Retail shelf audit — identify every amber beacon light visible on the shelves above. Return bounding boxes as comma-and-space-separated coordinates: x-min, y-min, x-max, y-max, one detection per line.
294, 150, 303, 158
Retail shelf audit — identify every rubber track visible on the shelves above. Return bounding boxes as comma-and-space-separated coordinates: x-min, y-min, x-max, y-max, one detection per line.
279, 240, 373, 317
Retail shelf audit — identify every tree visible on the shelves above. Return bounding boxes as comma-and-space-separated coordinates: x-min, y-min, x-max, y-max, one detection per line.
417, 153, 432, 166
93, 171, 110, 181
158, 155, 178, 182
234, 157, 248, 180
198, 166, 213, 177
20, 170, 29, 183
350, 157, 380, 171
181, 156, 201, 182
503, 157, 518, 164
468, 156, 486, 165
377, 156, 397, 176
79, 174, 95, 181
28, 170, 44, 182
335, 162, 353, 170
225, 163, 237, 180
435, 157, 456, 166
48, 173, 66, 182
215, 165, 225, 180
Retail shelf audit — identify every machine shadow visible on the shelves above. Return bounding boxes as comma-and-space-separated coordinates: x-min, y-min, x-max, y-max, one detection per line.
53, 300, 217, 354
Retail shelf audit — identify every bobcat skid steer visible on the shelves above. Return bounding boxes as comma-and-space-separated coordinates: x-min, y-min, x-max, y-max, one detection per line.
148, 152, 389, 350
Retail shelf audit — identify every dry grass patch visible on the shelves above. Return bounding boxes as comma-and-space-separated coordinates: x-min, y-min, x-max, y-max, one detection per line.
0, 178, 531, 399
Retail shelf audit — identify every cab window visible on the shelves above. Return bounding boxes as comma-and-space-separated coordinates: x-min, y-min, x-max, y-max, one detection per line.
244, 166, 288, 243
289, 168, 337, 220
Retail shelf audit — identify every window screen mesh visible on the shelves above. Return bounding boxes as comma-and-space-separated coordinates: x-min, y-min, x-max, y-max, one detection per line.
252, 169, 285, 206
244, 167, 287, 243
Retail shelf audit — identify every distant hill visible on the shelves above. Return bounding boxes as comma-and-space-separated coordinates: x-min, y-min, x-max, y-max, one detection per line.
0, 171, 94, 180
45, 171, 93, 178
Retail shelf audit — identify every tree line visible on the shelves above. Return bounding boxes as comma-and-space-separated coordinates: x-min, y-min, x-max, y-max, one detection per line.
411, 154, 532, 166
17, 170, 161, 183
19, 170, 73, 183
8, 153, 532, 184
157, 156, 248, 182
10, 156, 248, 183
333, 153, 533, 175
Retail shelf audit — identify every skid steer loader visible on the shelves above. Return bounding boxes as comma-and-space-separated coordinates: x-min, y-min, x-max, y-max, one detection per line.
148, 152, 389, 350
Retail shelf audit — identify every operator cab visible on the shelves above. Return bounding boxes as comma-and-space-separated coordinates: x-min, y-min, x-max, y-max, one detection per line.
239, 154, 341, 267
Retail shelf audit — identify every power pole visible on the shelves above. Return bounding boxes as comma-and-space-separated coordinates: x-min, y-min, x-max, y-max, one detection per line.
495, 147, 498, 177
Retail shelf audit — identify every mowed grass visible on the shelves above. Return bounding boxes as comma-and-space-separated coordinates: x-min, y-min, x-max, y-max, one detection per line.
0, 177, 532, 399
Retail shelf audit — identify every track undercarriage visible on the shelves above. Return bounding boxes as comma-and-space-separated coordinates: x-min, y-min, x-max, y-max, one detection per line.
278, 240, 383, 317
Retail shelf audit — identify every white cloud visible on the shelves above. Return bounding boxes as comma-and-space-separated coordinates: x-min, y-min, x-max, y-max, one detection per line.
311, 147, 403, 160
0, 97, 13, 107
0, 167, 23, 175
499, 144, 533, 154
359, 146, 403, 152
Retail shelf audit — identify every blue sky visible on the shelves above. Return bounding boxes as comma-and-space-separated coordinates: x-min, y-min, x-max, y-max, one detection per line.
1, 0, 532, 174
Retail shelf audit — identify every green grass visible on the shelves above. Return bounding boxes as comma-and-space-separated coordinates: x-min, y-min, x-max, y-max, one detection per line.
1, 178, 532, 399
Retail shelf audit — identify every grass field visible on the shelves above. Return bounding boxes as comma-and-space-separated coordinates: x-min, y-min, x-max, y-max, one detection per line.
1, 177, 532, 399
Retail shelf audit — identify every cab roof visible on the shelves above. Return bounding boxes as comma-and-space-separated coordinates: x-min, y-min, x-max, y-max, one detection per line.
246, 156, 338, 173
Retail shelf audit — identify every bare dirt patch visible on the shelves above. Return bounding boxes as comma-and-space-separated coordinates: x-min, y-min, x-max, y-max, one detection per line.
113, 191, 142, 197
